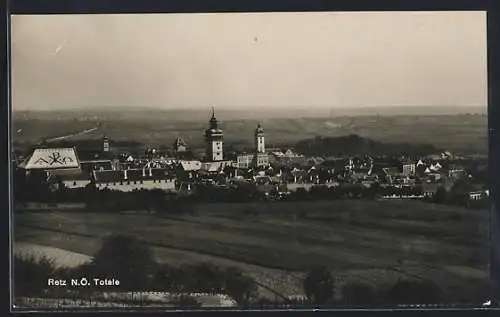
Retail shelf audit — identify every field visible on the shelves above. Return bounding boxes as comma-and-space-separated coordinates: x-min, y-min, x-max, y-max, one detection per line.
12, 111, 487, 153
14, 199, 489, 303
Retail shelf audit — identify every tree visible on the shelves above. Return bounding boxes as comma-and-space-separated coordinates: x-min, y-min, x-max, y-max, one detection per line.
341, 281, 377, 306
295, 188, 309, 201
192, 262, 226, 293
432, 186, 449, 204
362, 183, 380, 200
388, 279, 442, 304
413, 185, 423, 196
303, 265, 335, 306
151, 263, 178, 291
224, 266, 258, 306
14, 254, 58, 297
173, 295, 202, 308
450, 179, 474, 207
91, 234, 158, 291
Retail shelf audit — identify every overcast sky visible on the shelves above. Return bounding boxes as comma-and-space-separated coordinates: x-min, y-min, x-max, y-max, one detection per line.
11, 11, 487, 111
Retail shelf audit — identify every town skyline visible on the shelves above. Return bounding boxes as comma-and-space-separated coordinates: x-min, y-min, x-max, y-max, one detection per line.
11, 11, 487, 111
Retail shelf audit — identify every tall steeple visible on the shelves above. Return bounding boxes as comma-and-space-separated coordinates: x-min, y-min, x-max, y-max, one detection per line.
209, 107, 218, 129
255, 124, 265, 153
204, 106, 224, 162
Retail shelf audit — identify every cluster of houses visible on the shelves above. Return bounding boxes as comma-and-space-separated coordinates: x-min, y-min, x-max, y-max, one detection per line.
14, 110, 489, 202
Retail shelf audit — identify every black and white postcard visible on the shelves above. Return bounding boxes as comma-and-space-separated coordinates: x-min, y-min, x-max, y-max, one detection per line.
10, 11, 490, 310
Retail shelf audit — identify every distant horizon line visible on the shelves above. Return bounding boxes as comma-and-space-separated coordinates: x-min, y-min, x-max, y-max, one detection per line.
12, 104, 487, 112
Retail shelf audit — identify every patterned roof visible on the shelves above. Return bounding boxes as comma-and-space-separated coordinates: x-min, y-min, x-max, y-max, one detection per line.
21, 147, 80, 170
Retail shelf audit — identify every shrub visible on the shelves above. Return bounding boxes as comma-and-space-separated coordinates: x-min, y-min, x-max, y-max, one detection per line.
173, 295, 202, 308
151, 263, 179, 291
191, 262, 226, 293
303, 265, 335, 306
224, 266, 258, 306
341, 281, 378, 306
388, 279, 442, 305
154, 262, 226, 293
255, 297, 276, 308
432, 187, 449, 204
91, 234, 158, 291
14, 254, 58, 297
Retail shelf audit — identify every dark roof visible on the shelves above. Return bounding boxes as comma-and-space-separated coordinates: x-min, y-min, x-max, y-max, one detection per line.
80, 161, 113, 172
125, 168, 173, 180
57, 173, 92, 181
48, 168, 91, 181
93, 170, 123, 183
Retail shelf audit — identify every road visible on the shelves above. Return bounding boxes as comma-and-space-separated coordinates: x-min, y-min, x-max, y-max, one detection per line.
43, 126, 99, 143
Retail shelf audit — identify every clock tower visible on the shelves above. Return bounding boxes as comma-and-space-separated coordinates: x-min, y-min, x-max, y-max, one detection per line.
204, 107, 224, 162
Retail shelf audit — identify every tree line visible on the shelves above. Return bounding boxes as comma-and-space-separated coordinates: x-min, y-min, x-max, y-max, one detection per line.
295, 134, 439, 157
13, 167, 486, 211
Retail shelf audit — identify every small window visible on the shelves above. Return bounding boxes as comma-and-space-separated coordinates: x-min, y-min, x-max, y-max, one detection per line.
113, 182, 116, 186
133, 181, 137, 185
140, 180, 143, 184
73, 181, 77, 186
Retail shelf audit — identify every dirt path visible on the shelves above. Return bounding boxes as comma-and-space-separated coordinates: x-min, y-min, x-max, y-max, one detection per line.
44, 126, 99, 143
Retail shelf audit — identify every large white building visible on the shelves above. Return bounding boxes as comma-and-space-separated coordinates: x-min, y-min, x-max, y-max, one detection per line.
93, 168, 176, 192
236, 124, 269, 169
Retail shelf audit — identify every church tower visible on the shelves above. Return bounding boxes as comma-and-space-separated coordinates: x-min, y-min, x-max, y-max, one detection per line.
204, 107, 224, 161
253, 124, 269, 168
255, 124, 265, 153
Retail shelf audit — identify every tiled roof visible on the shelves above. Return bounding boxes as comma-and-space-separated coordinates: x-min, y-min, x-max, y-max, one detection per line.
93, 168, 175, 183
48, 168, 90, 181
93, 170, 123, 183
48, 168, 83, 176
80, 160, 113, 172
57, 172, 92, 181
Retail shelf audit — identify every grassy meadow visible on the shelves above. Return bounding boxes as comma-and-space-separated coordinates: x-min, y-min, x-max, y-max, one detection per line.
14, 199, 489, 302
